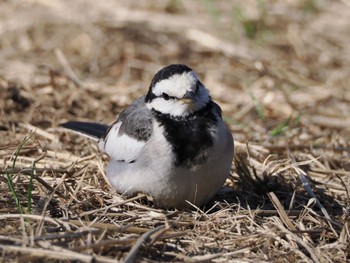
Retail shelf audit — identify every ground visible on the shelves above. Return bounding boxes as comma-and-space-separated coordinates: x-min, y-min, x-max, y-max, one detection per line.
0, 0, 349, 262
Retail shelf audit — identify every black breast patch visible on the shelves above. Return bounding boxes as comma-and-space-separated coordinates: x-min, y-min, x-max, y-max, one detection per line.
153, 102, 218, 168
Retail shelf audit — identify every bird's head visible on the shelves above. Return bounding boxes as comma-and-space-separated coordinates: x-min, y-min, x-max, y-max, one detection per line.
145, 64, 210, 117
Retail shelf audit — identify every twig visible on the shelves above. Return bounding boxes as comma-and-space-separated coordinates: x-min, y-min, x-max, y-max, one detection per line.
123, 225, 165, 263
54, 48, 82, 87
19, 123, 58, 142
273, 218, 321, 263
311, 168, 350, 176
0, 167, 82, 175
310, 115, 350, 130
35, 173, 67, 236
268, 192, 297, 231
71, 238, 135, 252
295, 167, 340, 235
79, 194, 147, 216
33, 229, 101, 242
69, 220, 150, 233
0, 244, 116, 263
0, 214, 72, 231
263, 144, 350, 152
185, 29, 253, 60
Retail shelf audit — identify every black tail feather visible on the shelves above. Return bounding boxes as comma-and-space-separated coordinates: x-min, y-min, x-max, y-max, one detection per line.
60, 121, 109, 140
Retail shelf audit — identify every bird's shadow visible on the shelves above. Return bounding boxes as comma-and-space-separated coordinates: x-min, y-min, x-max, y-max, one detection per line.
205, 154, 345, 221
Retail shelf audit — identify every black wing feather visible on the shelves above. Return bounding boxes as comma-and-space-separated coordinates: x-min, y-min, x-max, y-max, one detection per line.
61, 121, 109, 139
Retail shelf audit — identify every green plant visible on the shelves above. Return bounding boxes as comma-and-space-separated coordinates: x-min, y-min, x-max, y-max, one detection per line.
6, 131, 35, 214
270, 112, 302, 136
250, 93, 266, 122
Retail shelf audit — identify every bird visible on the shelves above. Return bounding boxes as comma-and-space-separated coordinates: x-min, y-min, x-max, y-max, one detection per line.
61, 64, 234, 209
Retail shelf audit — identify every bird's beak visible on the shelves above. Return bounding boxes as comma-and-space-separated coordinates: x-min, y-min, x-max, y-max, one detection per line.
181, 91, 197, 104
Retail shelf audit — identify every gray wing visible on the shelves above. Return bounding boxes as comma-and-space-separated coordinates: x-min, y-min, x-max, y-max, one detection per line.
98, 96, 154, 162
116, 97, 153, 141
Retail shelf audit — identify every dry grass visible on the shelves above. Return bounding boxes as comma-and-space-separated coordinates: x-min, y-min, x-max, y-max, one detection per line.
0, 0, 349, 262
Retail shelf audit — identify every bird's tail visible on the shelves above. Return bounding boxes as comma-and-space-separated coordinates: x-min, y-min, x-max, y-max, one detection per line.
60, 121, 109, 141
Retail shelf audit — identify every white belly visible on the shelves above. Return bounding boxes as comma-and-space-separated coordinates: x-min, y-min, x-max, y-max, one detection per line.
106, 120, 233, 209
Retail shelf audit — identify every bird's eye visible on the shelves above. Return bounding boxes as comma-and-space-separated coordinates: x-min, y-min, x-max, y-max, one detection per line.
162, 93, 170, 100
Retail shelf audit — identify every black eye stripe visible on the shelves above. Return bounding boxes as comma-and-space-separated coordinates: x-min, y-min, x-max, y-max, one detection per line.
162, 92, 170, 100
161, 92, 177, 101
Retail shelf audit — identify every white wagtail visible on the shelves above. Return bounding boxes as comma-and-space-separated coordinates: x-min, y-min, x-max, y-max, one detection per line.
61, 64, 234, 209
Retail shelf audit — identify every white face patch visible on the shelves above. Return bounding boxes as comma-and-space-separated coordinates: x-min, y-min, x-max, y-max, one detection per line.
152, 71, 197, 98
146, 71, 210, 116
